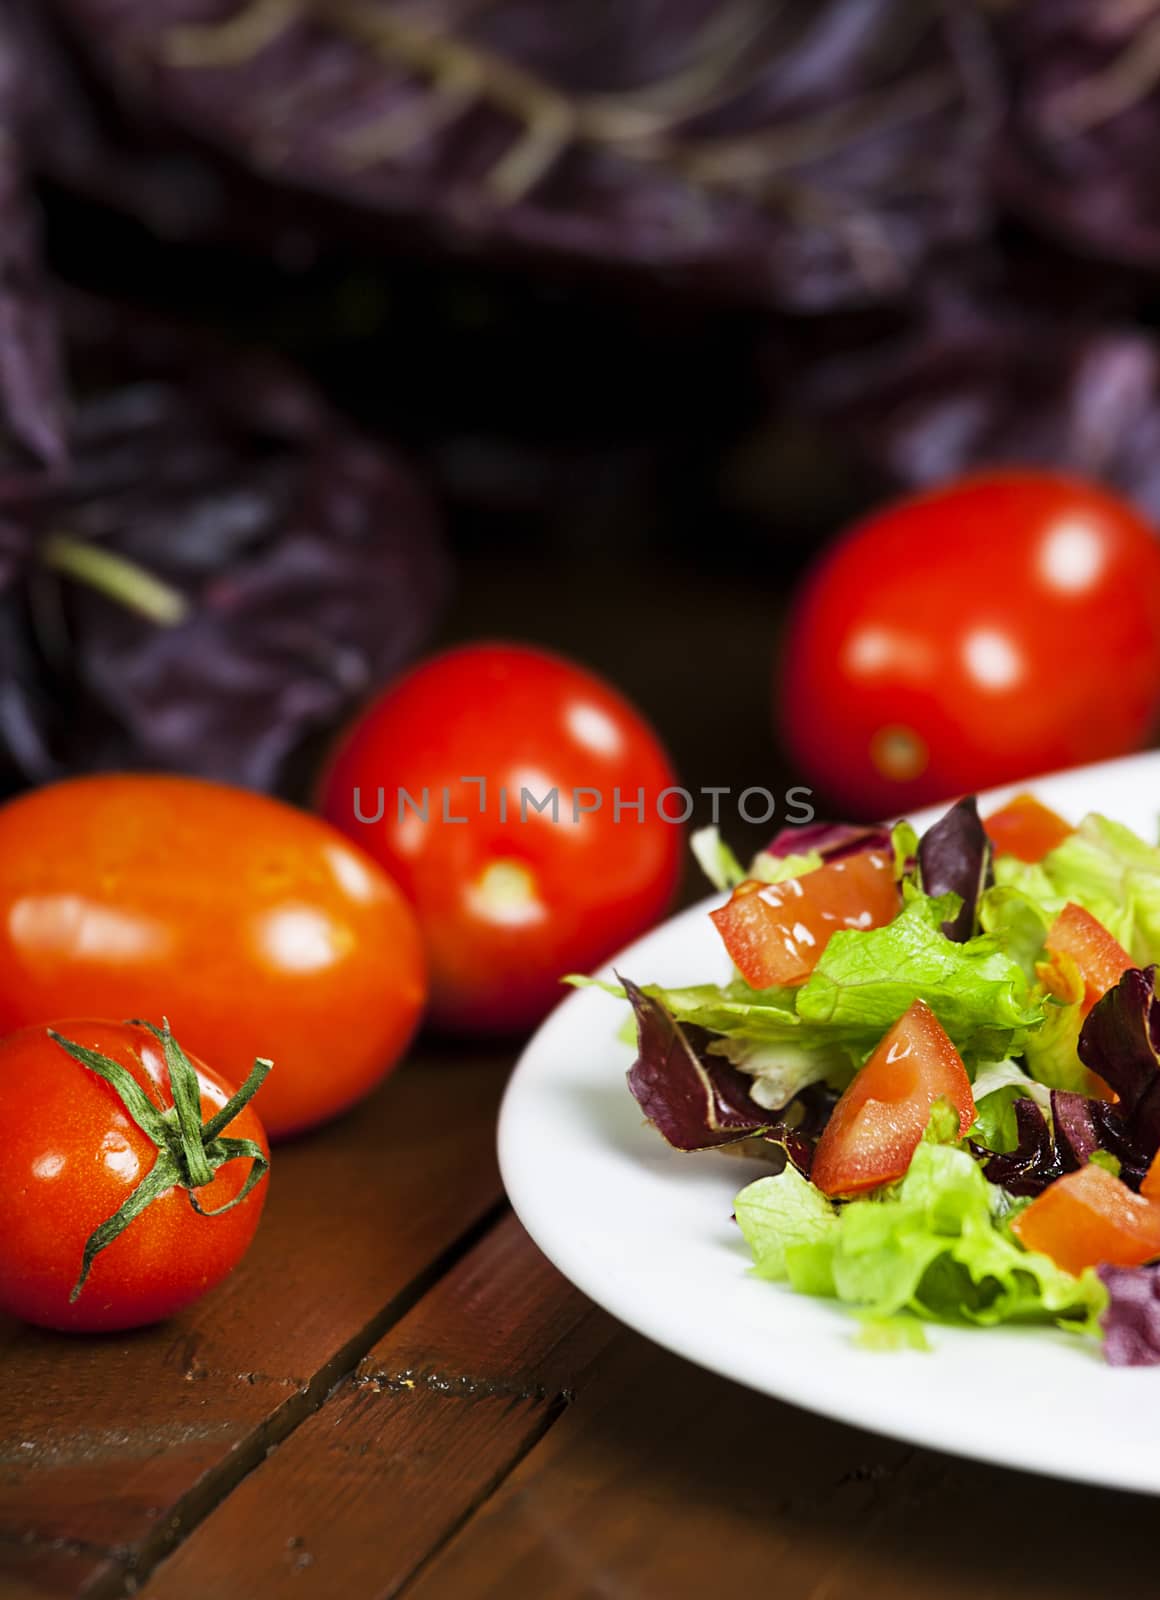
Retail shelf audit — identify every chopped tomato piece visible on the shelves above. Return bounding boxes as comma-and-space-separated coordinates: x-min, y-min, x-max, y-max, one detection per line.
810, 1000, 975, 1199
1012, 1163, 1160, 1276
1039, 902, 1134, 1015
983, 793, 1074, 862
1142, 1150, 1160, 1203
709, 850, 899, 990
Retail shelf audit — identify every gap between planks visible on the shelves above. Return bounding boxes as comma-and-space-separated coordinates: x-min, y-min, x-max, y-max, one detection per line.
80, 1197, 511, 1600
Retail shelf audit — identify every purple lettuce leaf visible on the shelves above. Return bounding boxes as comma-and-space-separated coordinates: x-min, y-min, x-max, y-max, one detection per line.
621, 975, 830, 1174
976, 1086, 1153, 1201
765, 820, 892, 863
971, 1098, 1063, 1198
46, 0, 997, 313
1077, 965, 1160, 1183
0, 4, 69, 466
1099, 1265, 1160, 1367
999, 2, 1160, 271
978, 971, 1160, 1201
1050, 1089, 1104, 1171
0, 294, 447, 798
763, 264, 1160, 534
917, 796, 992, 943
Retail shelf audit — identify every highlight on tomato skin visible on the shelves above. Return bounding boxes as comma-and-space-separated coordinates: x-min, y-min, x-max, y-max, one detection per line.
0, 774, 427, 1141
810, 999, 975, 1199
318, 641, 684, 1036
709, 849, 900, 990
0, 1019, 270, 1334
1011, 1163, 1160, 1278
778, 472, 1160, 818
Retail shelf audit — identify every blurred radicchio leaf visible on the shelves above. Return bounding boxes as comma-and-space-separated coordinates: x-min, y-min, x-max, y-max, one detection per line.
749, 272, 1160, 527
0, 4, 70, 465
999, 0, 1160, 270
765, 819, 892, 862
0, 294, 447, 798
44, 0, 1000, 312
1099, 1263, 1160, 1366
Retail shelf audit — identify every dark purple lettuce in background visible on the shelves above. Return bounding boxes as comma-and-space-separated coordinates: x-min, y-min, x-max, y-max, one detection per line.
999, 1, 1160, 270
41, 0, 998, 313
749, 270, 1160, 529
0, 7, 69, 468
0, 297, 447, 798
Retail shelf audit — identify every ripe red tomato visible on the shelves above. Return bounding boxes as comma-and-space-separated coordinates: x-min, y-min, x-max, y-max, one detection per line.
709, 850, 899, 989
0, 1020, 269, 1332
319, 642, 683, 1033
780, 472, 1160, 817
810, 1000, 975, 1198
0, 776, 426, 1140
1012, 1163, 1160, 1277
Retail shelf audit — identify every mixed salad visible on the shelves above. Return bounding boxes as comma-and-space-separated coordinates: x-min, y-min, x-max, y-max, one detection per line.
587, 793, 1160, 1363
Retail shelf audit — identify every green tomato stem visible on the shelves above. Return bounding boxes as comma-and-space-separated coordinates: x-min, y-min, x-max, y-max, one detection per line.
48, 1022, 271, 1302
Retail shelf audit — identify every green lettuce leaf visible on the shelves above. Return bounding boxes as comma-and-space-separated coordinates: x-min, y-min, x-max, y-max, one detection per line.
796, 895, 1045, 1060
735, 1144, 1106, 1336
969, 1059, 1051, 1152
573, 892, 1046, 1112
569, 975, 857, 1109
689, 827, 747, 893
978, 885, 1052, 978
992, 813, 1151, 960
690, 825, 825, 893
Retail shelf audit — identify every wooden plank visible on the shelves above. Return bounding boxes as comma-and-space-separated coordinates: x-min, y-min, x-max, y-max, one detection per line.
0, 1047, 510, 1598
400, 1324, 1159, 1600
0, 1540, 109, 1600
142, 1215, 612, 1600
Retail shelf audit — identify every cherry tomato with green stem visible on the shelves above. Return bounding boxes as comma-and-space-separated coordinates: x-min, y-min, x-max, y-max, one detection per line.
0, 1019, 270, 1333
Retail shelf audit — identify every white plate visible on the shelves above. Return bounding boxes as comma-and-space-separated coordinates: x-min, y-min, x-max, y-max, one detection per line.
499, 751, 1160, 1494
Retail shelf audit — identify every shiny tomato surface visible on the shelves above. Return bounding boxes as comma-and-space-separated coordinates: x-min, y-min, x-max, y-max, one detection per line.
811, 1000, 975, 1198
780, 473, 1160, 816
320, 643, 682, 1033
709, 850, 899, 989
1012, 1163, 1160, 1277
0, 776, 426, 1139
0, 1020, 268, 1332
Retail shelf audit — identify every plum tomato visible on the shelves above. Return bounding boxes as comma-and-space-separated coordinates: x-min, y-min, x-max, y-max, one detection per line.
319, 642, 683, 1033
0, 1019, 270, 1332
780, 472, 1160, 817
0, 775, 426, 1139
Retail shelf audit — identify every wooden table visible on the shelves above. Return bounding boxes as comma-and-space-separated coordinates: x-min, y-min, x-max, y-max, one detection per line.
4, 553, 1159, 1598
